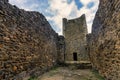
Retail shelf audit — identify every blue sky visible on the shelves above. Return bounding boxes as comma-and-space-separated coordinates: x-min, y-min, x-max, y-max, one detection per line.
9, 0, 99, 35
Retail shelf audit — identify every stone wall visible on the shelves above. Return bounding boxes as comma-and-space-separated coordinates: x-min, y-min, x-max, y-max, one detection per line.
57, 36, 65, 64
89, 0, 120, 79
63, 14, 89, 62
0, 0, 59, 79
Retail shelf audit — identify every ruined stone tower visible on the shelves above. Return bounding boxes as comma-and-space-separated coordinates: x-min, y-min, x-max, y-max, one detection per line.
63, 14, 89, 62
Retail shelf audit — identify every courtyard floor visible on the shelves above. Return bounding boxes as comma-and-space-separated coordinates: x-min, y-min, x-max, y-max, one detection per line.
37, 66, 104, 80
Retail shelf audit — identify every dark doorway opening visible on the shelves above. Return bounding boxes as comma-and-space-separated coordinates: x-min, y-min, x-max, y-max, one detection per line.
73, 52, 77, 61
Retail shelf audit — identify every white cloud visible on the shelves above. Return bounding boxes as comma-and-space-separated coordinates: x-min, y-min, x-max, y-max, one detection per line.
9, 0, 26, 4
9, 0, 39, 11
9, 0, 99, 35
80, 0, 98, 6
80, 0, 92, 5
47, 0, 78, 35
9, 0, 27, 9
47, 0, 99, 34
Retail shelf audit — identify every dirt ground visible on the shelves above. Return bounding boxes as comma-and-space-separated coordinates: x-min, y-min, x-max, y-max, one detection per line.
38, 66, 104, 80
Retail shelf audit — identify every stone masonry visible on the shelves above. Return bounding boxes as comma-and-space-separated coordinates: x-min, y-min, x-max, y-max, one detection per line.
57, 36, 65, 64
63, 14, 89, 62
88, 0, 120, 80
1, 0, 120, 80
0, 0, 60, 79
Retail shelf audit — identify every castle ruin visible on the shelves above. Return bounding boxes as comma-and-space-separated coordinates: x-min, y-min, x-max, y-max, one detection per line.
63, 14, 89, 63
0, 0, 120, 80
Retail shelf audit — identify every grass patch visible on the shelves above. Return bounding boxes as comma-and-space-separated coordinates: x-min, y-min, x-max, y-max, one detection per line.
51, 66, 58, 71
92, 69, 105, 80
49, 66, 59, 76
28, 76, 38, 80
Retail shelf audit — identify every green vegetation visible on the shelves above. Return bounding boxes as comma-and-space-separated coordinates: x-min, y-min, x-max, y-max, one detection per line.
49, 66, 59, 76
92, 69, 105, 80
51, 66, 58, 71
28, 76, 38, 80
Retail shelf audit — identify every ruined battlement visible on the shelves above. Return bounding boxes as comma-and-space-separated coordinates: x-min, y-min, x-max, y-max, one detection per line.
63, 14, 87, 37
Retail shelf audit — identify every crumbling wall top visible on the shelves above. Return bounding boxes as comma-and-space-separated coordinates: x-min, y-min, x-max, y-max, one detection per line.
67, 14, 86, 23
0, 0, 9, 3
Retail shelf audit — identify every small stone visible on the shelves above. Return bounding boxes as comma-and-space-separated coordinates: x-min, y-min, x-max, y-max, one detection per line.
13, 66, 17, 71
